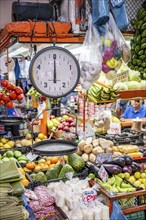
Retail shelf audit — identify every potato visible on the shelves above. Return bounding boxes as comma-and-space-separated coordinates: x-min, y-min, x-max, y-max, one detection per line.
92, 146, 104, 155
89, 153, 96, 163
92, 139, 99, 147
76, 147, 83, 156
78, 140, 86, 151
105, 147, 113, 154
82, 153, 89, 162
84, 144, 93, 154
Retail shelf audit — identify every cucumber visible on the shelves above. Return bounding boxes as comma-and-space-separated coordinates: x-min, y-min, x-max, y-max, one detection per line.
136, 59, 142, 66
141, 43, 146, 50
137, 7, 145, 21
139, 55, 146, 60
130, 19, 137, 26
138, 21, 143, 30
142, 29, 146, 38
136, 35, 141, 44
132, 59, 137, 65
141, 38, 146, 44
142, 62, 146, 67
141, 11, 146, 20
141, 23, 146, 31
135, 45, 140, 53
138, 50, 144, 56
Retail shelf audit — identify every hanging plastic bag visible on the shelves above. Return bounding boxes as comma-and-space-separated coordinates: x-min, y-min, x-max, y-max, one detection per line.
110, 201, 127, 220
79, 16, 102, 90
101, 13, 130, 74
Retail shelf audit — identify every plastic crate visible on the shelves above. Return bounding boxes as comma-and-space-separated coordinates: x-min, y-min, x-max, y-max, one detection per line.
125, 211, 145, 220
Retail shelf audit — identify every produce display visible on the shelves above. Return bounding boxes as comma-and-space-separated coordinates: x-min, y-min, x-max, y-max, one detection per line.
24, 156, 60, 173
88, 83, 119, 102
128, 1, 146, 79
47, 177, 110, 220
77, 137, 114, 162
0, 137, 15, 149
47, 115, 76, 133
0, 80, 23, 108
0, 150, 29, 164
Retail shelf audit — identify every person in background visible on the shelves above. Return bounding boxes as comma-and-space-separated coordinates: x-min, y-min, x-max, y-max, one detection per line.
121, 99, 146, 119
8, 95, 26, 117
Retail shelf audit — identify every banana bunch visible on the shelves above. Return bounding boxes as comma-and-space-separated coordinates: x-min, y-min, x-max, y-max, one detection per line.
88, 83, 119, 103
27, 87, 41, 98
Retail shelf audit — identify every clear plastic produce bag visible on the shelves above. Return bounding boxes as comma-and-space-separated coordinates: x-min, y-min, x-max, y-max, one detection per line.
79, 16, 102, 90
101, 13, 130, 74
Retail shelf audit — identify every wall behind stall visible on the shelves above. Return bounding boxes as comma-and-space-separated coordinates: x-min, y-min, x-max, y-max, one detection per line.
0, 0, 49, 30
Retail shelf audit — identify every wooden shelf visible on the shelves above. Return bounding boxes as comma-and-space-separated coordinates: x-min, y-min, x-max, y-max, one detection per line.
119, 90, 146, 99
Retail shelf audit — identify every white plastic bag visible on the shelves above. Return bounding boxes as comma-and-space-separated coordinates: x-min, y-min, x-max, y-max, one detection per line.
79, 16, 102, 90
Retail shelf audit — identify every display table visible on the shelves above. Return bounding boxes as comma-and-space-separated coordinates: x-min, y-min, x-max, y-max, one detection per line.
121, 119, 146, 127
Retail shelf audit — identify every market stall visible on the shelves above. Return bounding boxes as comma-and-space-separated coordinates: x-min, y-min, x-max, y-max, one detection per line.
0, 0, 146, 220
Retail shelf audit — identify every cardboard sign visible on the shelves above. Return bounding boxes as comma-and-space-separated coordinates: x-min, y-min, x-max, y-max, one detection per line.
96, 153, 112, 164
82, 188, 97, 206
26, 152, 38, 161
98, 166, 109, 183
108, 122, 121, 135
113, 70, 129, 84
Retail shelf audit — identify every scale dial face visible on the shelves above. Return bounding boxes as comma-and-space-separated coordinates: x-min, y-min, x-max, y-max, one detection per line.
29, 46, 80, 98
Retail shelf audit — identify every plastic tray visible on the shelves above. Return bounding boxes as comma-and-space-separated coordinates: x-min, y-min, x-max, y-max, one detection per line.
125, 211, 145, 220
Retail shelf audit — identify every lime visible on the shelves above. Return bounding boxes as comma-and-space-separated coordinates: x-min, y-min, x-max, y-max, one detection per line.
89, 173, 95, 179
6, 150, 14, 158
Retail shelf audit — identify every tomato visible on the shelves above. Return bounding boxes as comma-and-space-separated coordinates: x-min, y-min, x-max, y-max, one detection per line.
2, 95, 10, 102
6, 101, 13, 108
1, 80, 8, 88
0, 100, 4, 105
9, 91, 17, 100
7, 83, 15, 91
17, 94, 23, 101
15, 86, 23, 95
0, 92, 3, 100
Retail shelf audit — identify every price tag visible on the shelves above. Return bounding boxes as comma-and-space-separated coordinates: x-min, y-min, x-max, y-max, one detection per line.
82, 188, 97, 206
26, 152, 38, 161
113, 70, 129, 84
108, 122, 121, 135
98, 166, 109, 183
96, 153, 112, 164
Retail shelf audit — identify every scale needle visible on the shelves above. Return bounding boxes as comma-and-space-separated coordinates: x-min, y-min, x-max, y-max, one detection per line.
53, 54, 57, 83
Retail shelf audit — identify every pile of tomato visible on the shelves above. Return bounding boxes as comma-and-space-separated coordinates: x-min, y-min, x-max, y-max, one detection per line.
0, 80, 23, 108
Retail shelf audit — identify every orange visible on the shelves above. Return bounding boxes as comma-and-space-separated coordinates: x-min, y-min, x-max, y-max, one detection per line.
21, 179, 30, 187
45, 161, 51, 166
26, 162, 36, 170
50, 157, 58, 164
49, 164, 55, 168
23, 167, 32, 173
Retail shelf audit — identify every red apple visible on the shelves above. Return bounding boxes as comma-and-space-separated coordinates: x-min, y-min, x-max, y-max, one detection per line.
63, 126, 70, 132
66, 117, 74, 123
60, 119, 65, 123
58, 124, 63, 129
70, 122, 76, 127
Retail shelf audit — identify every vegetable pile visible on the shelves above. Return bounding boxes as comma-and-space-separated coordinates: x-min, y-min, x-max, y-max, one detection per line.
128, 1, 146, 79
77, 137, 114, 163
0, 80, 23, 108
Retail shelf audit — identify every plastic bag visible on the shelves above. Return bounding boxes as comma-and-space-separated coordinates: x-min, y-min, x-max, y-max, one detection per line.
101, 13, 130, 74
79, 15, 102, 90
110, 201, 127, 220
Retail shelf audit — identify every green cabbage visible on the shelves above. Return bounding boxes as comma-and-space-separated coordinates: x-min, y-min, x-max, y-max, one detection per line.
140, 80, 146, 89
113, 82, 128, 91
126, 81, 140, 90
128, 70, 141, 82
